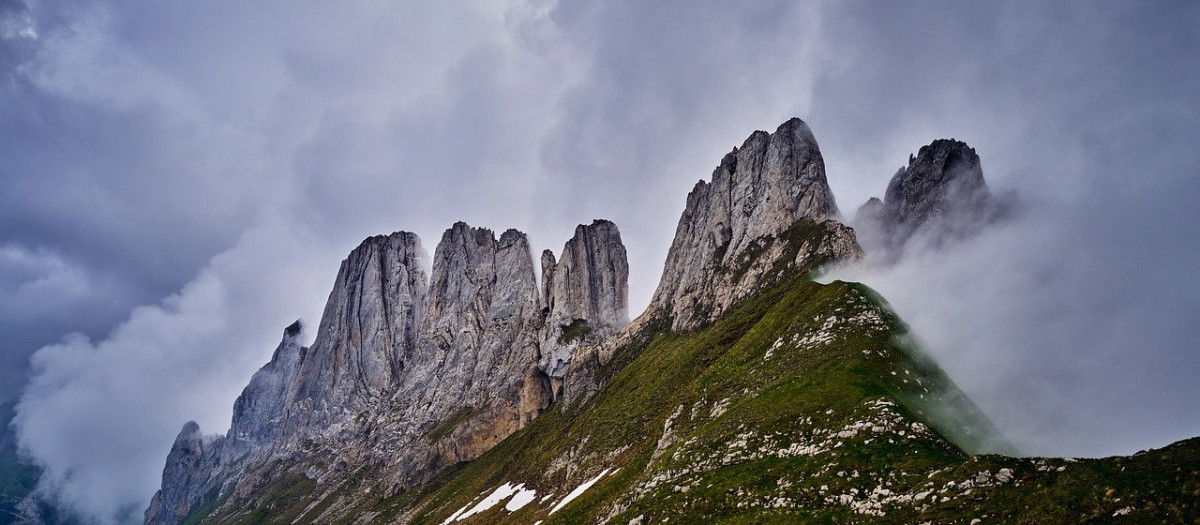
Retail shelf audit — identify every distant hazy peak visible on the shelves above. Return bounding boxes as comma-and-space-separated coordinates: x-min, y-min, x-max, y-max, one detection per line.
855, 138, 1004, 260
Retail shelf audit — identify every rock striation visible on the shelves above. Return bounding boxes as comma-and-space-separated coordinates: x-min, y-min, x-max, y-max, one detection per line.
222, 321, 304, 463
540, 220, 629, 383
853, 139, 1004, 260
146, 222, 628, 525
559, 119, 864, 409
144, 423, 224, 525
649, 117, 860, 331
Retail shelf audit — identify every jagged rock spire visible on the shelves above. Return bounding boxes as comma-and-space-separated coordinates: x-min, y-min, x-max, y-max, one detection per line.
287, 231, 429, 426
650, 117, 858, 331
223, 321, 305, 463
146, 218, 631, 525
853, 138, 1003, 259
145, 422, 223, 525
544, 220, 629, 334
540, 219, 630, 380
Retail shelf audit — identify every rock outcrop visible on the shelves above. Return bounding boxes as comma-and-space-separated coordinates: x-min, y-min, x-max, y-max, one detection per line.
853, 139, 1004, 260
649, 117, 859, 331
540, 220, 629, 382
144, 423, 224, 525
147, 222, 628, 525
286, 231, 429, 438
222, 321, 304, 463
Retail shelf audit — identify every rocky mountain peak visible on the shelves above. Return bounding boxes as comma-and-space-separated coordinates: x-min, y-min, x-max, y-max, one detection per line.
145, 422, 223, 525
540, 220, 630, 380
223, 322, 305, 463
283, 319, 301, 338
545, 220, 629, 332
854, 138, 1003, 259
649, 117, 859, 331
286, 230, 429, 426
883, 139, 987, 220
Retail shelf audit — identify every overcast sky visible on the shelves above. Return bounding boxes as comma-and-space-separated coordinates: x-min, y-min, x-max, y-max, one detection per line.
2, 1, 1198, 523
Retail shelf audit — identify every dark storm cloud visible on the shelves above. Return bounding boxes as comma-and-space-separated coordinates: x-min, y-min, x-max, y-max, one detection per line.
0, 0, 279, 401
4, 1, 1199, 523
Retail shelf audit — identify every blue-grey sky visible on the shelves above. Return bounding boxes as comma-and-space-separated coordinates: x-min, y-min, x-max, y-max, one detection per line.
2, 1, 1198, 523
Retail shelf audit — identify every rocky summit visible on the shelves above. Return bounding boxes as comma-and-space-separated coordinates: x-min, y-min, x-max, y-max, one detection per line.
649, 117, 858, 332
145, 118, 1199, 525
853, 138, 1006, 260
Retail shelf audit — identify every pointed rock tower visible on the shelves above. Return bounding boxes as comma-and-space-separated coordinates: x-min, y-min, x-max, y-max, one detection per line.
650, 117, 859, 330
854, 138, 1004, 259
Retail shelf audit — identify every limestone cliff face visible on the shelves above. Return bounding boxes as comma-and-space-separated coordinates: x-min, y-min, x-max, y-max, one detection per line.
545, 220, 628, 334
649, 117, 856, 331
222, 321, 303, 463
853, 139, 1004, 259
560, 119, 863, 409
540, 220, 629, 381
286, 231, 429, 438
147, 222, 627, 525
144, 423, 224, 525
396, 225, 545, 474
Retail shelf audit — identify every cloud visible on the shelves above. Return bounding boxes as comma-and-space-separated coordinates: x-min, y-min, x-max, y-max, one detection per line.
16, 211, 332, 524
538, 0, 828, 309
834, 172, 1200, 456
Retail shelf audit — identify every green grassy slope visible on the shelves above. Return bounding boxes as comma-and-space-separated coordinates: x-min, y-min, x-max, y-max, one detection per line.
383, 274, 1198, 524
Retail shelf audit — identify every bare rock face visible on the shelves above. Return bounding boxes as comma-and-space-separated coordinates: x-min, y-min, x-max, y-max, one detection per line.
145, 422, 224, 525
285, 231, 429, 440
540, 220, 629, 381
222, 321, 304, 463
649, 117, 854, 331
854, 139, 1004, 260
398, 224, 544, 472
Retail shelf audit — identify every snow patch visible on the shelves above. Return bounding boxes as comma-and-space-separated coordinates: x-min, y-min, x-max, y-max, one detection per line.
444, 481, 532, 522
504, 485, 538, 512
550, 468, 615, 514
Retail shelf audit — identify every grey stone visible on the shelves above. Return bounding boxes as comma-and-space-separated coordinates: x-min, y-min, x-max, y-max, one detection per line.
144, 422, 224, 525
541, 220, 629, 381
853, 139, 1005, 260
145, 117, 874, 524
146, 221, 629, 524
648, 117, 856, 331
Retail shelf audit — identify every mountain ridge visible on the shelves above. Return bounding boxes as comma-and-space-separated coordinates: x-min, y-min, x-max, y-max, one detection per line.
144, 220, 630, 525
141, 118, 1200, 525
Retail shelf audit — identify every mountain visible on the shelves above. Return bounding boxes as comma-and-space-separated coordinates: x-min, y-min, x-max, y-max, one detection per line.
853, 138, 1007, 261
146, 119, 1200, 524
0, 400, 40, 525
